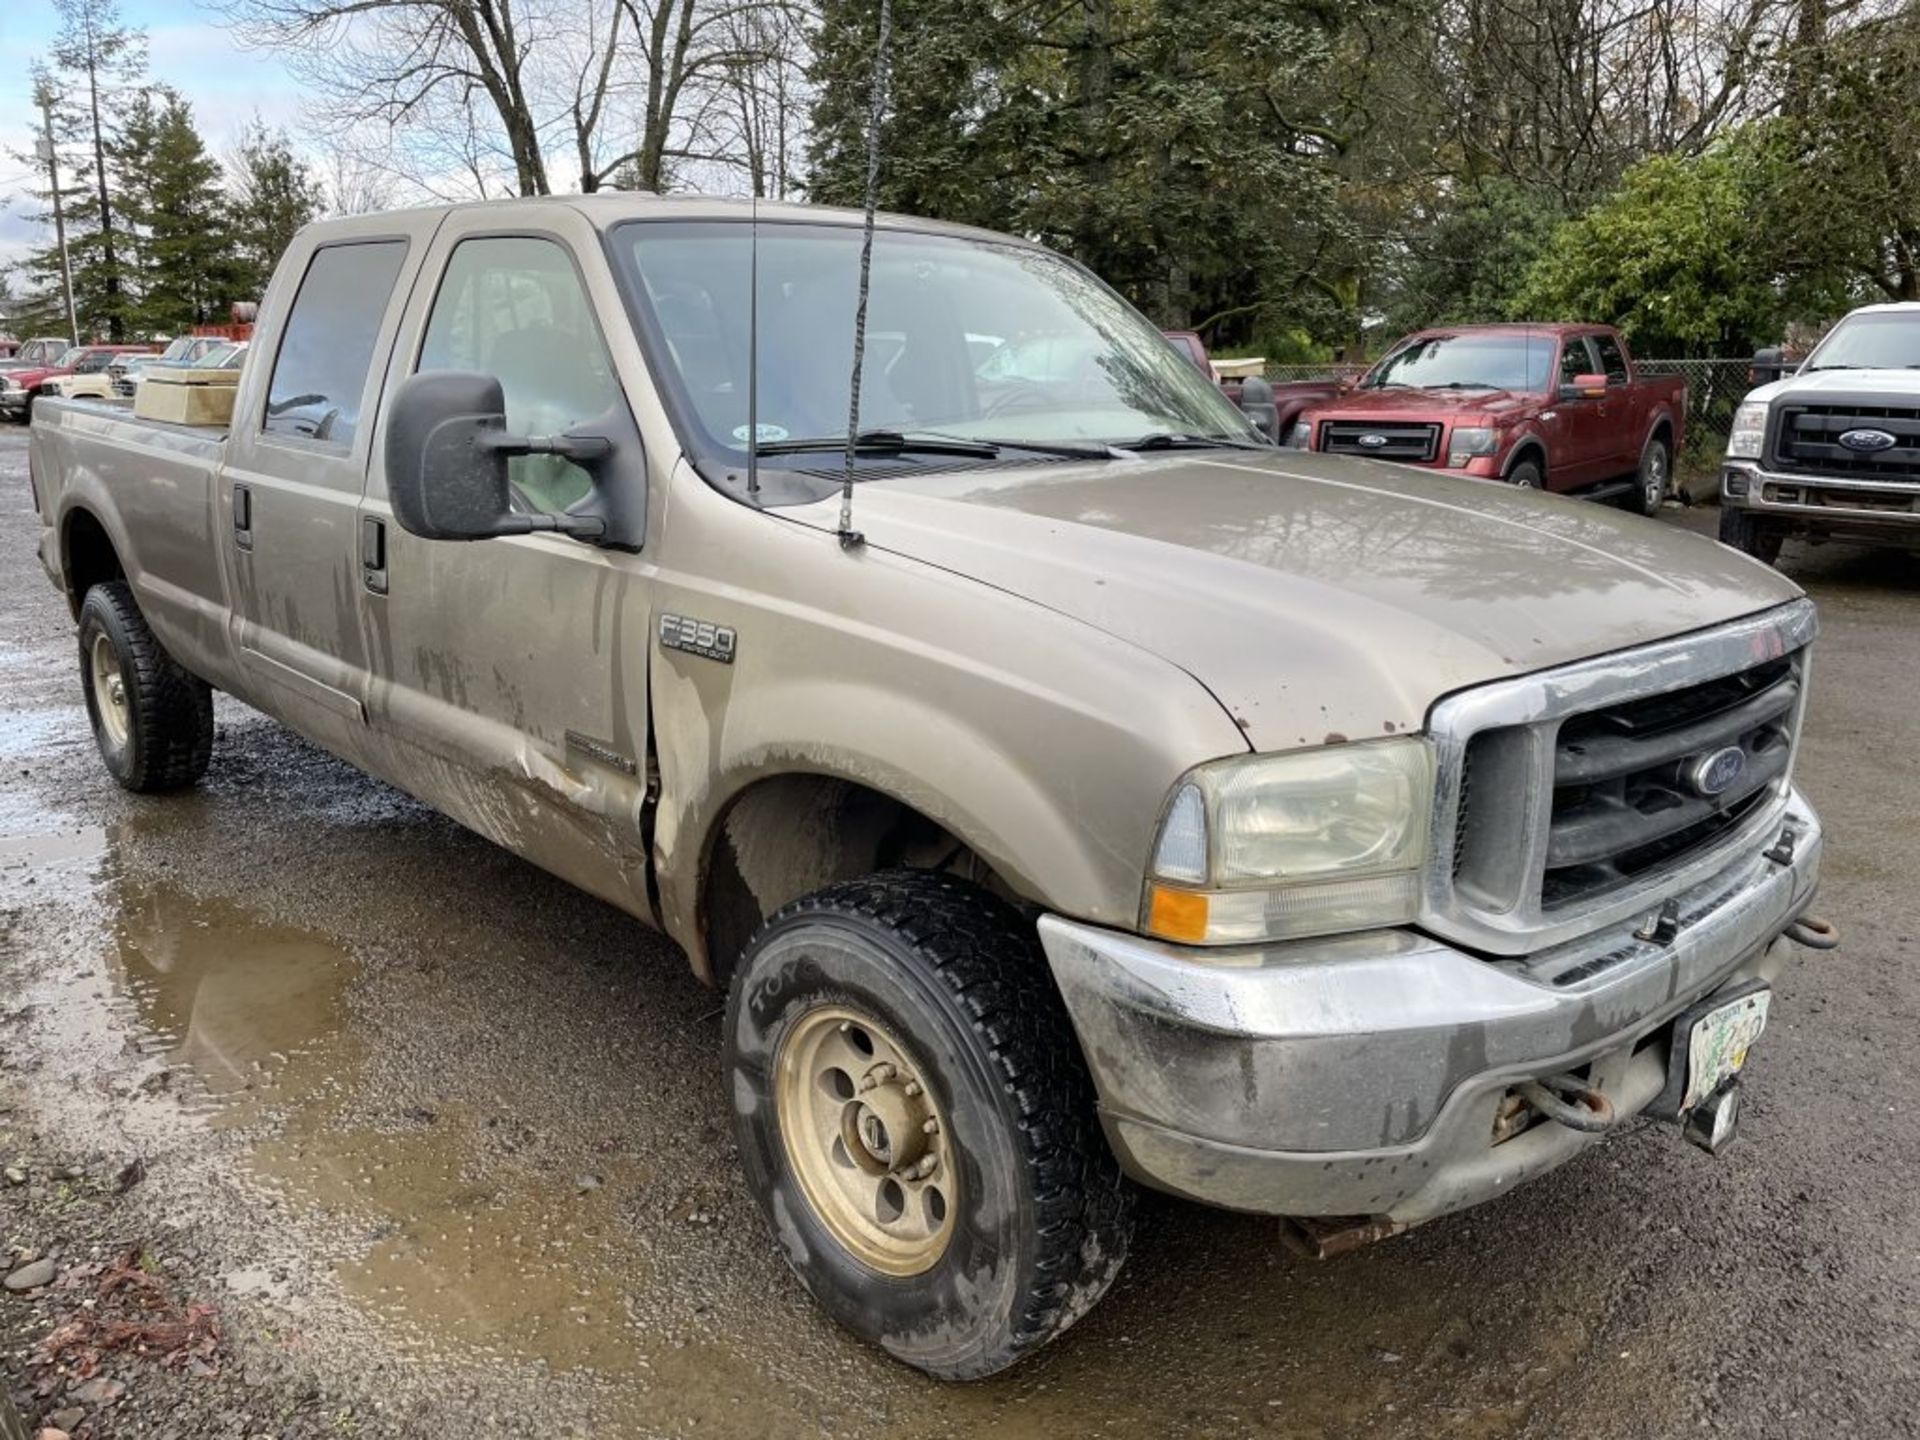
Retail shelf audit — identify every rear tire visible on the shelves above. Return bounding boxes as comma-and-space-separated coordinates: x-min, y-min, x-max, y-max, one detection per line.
726, 869, 1134, 1379
1508, 455, 1545, 489
1633, 434, 1671, 515
1717, 506, 1786, 567
77, 581, 214, 792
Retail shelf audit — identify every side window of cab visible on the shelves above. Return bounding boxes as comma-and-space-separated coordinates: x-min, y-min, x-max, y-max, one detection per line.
1558, 337, 1596, 388
1591, 333, 1631, 385
417, 236, 620, 516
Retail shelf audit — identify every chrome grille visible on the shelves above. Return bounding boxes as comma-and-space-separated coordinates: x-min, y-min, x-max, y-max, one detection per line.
1422, 602, 1816, 957
1541, 656, 1797, 908
1320, 421, 1440, 462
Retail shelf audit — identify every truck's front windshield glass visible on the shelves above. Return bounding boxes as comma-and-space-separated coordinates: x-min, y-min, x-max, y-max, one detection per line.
612, 220, 1254, 470
1804, 312, 1920, 371
1365, 334, 1554, 392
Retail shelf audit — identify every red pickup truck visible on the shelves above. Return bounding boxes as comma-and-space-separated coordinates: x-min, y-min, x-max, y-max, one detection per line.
1286, 324, 1687, 515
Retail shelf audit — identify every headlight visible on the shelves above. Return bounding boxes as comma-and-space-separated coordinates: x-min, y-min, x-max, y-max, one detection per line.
1447, 427, 1496, 467
1143, 737, 1433, 945
1726, 400, 1768, 460
1284, 420, 1312, 450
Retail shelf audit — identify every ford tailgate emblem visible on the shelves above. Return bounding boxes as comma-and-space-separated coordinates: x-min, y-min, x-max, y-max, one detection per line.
1838, 427, 1897, 453
1358, 433, 1389, 448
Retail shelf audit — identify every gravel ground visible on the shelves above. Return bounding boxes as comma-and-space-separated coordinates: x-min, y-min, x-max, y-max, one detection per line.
2, 423, 1917, 1439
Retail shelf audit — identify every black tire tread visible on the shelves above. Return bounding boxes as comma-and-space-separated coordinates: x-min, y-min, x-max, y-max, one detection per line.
81, 580, 214, 791
744, 869, 1134, 1373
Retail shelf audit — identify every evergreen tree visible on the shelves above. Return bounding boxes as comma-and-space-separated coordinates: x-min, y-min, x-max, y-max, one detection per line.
119, 94, 237, 334
228, 122, 325, 301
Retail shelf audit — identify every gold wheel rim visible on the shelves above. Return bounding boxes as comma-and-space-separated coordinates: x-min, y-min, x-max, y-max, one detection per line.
774, 1005, 957, 1277
90, 632, 130, 748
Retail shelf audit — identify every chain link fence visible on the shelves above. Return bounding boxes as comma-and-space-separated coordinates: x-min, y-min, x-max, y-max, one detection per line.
1258, 358, 1753, 450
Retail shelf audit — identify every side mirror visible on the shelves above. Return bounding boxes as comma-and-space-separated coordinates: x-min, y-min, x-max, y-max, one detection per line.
383, 371, 612, 544
1750, 346, 1785, 385
1236, 375, 1278, 441
1561, 372, 1609, 399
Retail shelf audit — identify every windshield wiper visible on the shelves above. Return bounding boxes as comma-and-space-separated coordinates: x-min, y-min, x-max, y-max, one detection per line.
755, 428, 1002, 458
1116, 432, 1267, 452
1425, 381, 1500, 390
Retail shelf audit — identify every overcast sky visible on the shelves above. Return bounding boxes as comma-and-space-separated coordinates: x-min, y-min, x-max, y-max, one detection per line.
0, 0, 310, 276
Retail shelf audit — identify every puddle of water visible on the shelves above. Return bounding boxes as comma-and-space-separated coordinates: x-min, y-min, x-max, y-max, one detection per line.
99, 883, 359, 1119
250, 1115, 650, 1376
0, 826, 107, 870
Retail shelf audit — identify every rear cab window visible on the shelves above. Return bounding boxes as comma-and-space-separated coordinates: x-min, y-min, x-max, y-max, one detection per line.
262, 241, 410, 448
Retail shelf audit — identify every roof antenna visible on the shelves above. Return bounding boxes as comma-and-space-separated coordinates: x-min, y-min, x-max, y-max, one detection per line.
837, 0, 894, 551
746, 192, 760, 501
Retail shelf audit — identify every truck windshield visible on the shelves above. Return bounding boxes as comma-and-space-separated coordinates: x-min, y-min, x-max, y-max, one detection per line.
612, 220, 1255, 470
1364, 334, 1554, 392
1803, 312, 1920, 371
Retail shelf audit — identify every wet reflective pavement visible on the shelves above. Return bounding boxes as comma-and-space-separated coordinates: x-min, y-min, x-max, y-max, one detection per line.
4, 429, 1919, 1437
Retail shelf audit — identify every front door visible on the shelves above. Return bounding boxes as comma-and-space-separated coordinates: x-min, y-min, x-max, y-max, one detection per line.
357, 212, 656, 919
1551, 335, 1606, 488
1588, 332, 1636, 481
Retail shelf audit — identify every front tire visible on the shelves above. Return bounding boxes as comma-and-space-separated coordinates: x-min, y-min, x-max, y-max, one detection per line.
1633, 434, 1671, 515
726, 870, 1133, 1379
1507, 455, 1545, 489
78, 581, 214, 791
1717, 506, 1786, 567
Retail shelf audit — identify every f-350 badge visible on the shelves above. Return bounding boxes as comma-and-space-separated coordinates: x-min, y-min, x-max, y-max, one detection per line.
659, 613, 737, 664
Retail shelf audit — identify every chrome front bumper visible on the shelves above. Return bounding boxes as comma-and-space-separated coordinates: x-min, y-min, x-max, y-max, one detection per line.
1725, 460, 1920, 527
1039, 789, 1823, 1223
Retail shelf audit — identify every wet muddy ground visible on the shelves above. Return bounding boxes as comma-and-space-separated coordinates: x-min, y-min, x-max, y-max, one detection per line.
3, 424, 1918, 1438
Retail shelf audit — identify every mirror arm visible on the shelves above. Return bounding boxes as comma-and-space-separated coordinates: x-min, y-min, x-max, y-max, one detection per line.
481, 431, 613, 464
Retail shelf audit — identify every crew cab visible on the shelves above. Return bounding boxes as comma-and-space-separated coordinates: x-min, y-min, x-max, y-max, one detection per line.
1286, 324, 1687, 514
2, 344, 155, 422
31, 198, 1829, 1380
1720, 303, 1920, 564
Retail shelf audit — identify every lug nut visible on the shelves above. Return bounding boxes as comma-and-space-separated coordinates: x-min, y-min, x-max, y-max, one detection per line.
921, 1118, 939, 1135
903, 1081, 921, 1097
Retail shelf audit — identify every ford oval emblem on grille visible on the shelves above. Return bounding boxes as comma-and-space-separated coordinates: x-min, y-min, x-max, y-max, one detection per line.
1838, 427, 1898, 453
1358, 433, 1389, 448
1687, 745, 1747, 799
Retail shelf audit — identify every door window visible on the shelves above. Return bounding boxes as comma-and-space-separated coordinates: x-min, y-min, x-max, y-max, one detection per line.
418, 236, 619, 515
1558, 337, 1597, 387
1591, 334, 1631, 385
263, 240, 408, 448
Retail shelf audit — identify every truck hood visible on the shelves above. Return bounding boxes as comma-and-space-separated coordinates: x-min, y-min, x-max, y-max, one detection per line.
1747, 366, 1920, 405
1304, 387, 1533, 421
788, 449, 1803, 751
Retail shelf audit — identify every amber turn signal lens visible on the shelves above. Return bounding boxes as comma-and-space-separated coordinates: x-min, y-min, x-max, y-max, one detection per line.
1146, 885, 1210, 943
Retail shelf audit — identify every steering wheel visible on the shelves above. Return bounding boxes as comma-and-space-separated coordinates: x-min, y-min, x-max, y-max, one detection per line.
981, 381, 1054, 419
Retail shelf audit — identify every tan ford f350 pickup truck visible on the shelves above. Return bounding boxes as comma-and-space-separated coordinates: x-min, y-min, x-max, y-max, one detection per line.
30, 197, 1833, 1379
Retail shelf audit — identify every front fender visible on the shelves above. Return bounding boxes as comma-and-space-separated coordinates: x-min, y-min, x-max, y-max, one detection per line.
648, 467, 1251, 969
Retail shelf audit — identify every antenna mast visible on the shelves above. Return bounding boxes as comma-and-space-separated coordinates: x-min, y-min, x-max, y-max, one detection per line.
837, 0, 894, 551
746, 193, 760, 500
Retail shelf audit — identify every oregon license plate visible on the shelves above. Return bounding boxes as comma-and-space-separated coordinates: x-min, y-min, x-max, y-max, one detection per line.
1683, 988, 1771, 1110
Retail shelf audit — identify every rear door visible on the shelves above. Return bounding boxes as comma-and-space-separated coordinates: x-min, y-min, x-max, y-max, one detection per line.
217, 221, 430, 757
355, 207, 657, 918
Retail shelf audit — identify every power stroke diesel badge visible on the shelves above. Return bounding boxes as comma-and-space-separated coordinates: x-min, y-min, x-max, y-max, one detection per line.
659, 613, 737, 664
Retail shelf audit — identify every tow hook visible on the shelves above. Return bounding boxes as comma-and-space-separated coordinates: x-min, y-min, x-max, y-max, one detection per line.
1785, 913, 1839, 950
1516, 1073, 1617, 1134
